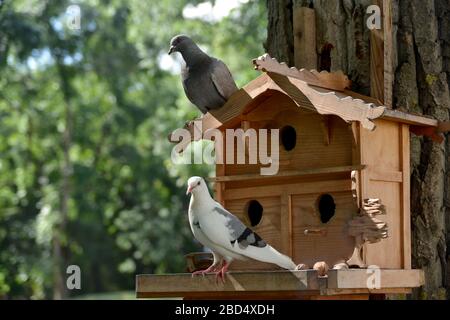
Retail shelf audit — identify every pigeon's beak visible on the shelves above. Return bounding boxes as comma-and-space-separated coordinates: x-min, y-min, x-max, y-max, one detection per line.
168, 45, 175, 55
186, 185, 194, 195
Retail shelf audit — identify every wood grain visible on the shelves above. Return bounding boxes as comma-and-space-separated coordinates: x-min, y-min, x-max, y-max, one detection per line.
293, 7, 317, 70
135, 269, 424, 298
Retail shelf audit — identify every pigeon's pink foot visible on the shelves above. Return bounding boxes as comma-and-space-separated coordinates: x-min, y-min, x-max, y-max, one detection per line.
191, 263, 221, 277
215, 261, 229, 284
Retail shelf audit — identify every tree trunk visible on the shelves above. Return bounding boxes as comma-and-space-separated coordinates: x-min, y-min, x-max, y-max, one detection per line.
266, 0, 450, 299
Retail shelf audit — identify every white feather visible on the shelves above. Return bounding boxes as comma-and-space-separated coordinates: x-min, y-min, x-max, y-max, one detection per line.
187, 176, 296, 270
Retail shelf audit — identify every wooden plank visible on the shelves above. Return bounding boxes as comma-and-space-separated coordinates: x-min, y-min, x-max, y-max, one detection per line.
280, 193, 291, 257
291, 191, 357, 267
369, 169, 403, 183
383, 0, 393, 107
311, 294, 369, 300
135, 269, 424, 298
224, 179, 353, 201
327, 269, 424, 289
136, 270, 320, 297
253, 54, 351, 91
323, 288, 411, 296
227, 197, 282, 271
400, 124, 411, 269
351, 122, 362, 207
343, 89, 438, 126
214, 165, 365, 183
370, 0, 384, 102
181, 291, 320, 300
382, 109, 438, 127
293, 7, 317, 70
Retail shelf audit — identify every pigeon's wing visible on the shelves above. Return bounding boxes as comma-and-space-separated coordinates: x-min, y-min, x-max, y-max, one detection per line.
199, 202, 296, 270
210, 59, 238, 100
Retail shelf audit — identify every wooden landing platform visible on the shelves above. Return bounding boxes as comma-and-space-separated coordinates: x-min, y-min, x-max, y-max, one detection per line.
136, 269, 424, 299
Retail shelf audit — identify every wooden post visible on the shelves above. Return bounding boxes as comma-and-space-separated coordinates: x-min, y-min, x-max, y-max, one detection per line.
370, 0, 384, 102
383, 0, 393, 108
370, 0, 393, 107
400, 124, 411, 269
293, 6, 317, 70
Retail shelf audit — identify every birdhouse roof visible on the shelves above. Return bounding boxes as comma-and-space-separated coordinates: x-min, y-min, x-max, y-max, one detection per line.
203, 54, 436, 130
170, 54, 441, 150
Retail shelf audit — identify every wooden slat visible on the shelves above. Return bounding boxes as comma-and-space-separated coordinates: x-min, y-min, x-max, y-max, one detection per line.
369, 169, 403, 182
370, 0, 384, 102
214, 165, 365, 183
383, 0, 393, 107
293, 6, 317, 70
254, 54, 351, 91
280, 193, 291, 257
382, 109, 438, 127
224, 179, 352, 201
136, 269, 424, 298
400, 124, 411, 269
323, 288, 411, 296
136, 271, 319, 297
327, 269, 424, 289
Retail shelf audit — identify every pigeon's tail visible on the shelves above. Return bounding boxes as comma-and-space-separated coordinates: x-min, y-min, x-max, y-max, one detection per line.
240, 245, 297, 270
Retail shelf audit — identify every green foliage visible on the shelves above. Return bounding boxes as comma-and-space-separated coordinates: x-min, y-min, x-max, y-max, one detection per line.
0, 0, 266, 298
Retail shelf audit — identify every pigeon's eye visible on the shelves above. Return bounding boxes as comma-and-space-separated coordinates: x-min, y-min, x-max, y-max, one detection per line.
197, 181, 201, 186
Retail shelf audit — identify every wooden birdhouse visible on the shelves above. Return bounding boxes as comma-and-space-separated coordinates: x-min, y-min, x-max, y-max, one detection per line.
135, 53, 443, 300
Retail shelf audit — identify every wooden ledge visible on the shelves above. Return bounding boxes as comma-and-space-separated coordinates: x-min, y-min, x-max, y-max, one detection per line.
136, 269, 424, 299
211, 165, 365, 183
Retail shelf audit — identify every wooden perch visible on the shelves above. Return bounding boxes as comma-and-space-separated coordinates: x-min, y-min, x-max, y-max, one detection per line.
252, 53, 351, 91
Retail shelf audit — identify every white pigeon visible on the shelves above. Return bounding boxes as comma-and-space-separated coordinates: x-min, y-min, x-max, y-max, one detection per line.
186, 176, 297, 282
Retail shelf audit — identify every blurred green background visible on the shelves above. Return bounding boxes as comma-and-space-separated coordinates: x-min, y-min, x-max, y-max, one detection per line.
0, 0, 266, 299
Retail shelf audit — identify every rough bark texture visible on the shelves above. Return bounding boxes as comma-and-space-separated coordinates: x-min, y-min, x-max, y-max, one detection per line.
266, 0, 450, 299
265, 0, 294, 66
396, 0, 450, 300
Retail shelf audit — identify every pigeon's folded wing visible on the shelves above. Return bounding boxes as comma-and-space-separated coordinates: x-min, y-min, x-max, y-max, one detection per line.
210, 59, 239, 100
199, 202, 296, 270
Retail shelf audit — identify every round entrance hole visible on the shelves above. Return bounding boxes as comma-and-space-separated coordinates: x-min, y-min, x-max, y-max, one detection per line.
317, 194, 336, 223
280, 125, 297, 151
246, 200, 263, 227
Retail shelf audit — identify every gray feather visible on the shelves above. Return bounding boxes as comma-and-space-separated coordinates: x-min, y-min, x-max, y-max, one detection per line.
213, 206, 267, 249
170, 35, 238, 114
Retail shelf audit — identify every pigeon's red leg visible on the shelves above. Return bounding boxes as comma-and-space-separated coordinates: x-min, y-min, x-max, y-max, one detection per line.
192, 261, 223, 277
215, 261, 229, 284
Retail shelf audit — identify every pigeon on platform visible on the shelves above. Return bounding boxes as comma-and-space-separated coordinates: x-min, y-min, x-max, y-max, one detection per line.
186, 176, 296, 282
168, 35, 238, 114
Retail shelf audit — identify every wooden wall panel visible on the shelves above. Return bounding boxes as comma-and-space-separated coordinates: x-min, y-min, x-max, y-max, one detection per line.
400, 124, 411, 269
225, 196, 283, 271
225, 93, 353, 177
291, 191, 357, 267
360, 119, 400, 170
363, 181, 402, 268
359, 119, 406, 269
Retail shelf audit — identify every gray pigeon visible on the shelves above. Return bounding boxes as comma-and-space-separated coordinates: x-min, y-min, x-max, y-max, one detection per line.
186, 176, 297, 282
168, 35, 238, 114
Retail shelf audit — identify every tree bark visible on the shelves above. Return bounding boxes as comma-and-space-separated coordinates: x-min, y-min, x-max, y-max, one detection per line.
266, 0, 450, 299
